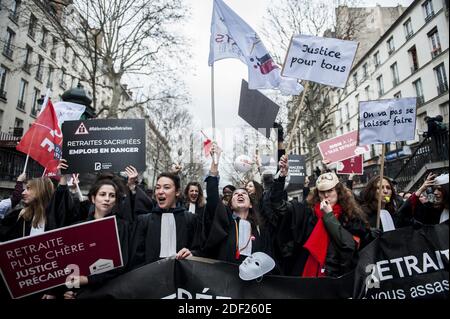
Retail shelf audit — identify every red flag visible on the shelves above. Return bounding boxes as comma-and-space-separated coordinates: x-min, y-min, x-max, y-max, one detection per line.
203, 139, 212, 157
16, 100, 62, 174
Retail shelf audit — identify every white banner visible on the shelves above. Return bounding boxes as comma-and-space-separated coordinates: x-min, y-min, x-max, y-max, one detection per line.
53, 101, 86, 128
282, 34, 358, 88
359, 98, 417, 144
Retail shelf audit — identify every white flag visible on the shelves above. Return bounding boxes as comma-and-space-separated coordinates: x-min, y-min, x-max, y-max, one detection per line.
208, 0, 303, 96
52, 101, 86, 128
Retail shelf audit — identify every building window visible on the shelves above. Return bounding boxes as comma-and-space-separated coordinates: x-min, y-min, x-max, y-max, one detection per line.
422, 0, 434, 21
345, 103, 350, 121
413, 78, 424, 105
373, 51, 381, 68
365, 85, 370, 100
47, 66, 54, 89
40, 27, 48, 50
0, 65, 8, 101
8, 0, 20, 23
346, 123, 351, 132
428, 28, 441, 58
387, 37, 395, 55
408, 45, 419, 73
72, 54, 78, 71
439, 103, 449, 123
36, 55, 43, 82
434, 63, 448, 95
23, 45, 32, 73
50, 37, 57, 59
337, 108, 342, 125
28, 14, 37, 39
352, 72, 358, 88
394, 91, 402, 98
60, 68, 67, 89
391, 62, 400, 87
13, 118, 24, 137
18, 79, 27, 111
403, 18, 414, 40
377, 75, 384, 97
63, 43, 69, 62
355, 94, 359, 105
3, 28, 15, 60
362, 63, 368, 80
31, 88, 40, 117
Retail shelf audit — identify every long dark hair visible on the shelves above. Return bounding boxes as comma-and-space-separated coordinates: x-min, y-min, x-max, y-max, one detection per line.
246, 180, 263, 206
184, 181, 205, 208
228, 188, 264, 231
434, 183, 449, 211
361, 176, 398, 216
309, 183, 368, 226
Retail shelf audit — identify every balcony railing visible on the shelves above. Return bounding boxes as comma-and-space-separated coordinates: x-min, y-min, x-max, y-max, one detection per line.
392, 78, 400, 87
417, 95, 425, 105
437, 82, 449, 95
410, 66, 419, 74
0, 90, 7, 101
388, 48, 395, 56
17, 100, 25, 110
59, 80, 67, 89
35, 71, 43, 82
2, 45, 13, 59
22, 63, 31, 74
28, 28, 36, 40
425, 12, 435, 22
405, 32, 414, 40
394, 130, 448, 191
8, 10, 19, 23
431, 46, 442, 58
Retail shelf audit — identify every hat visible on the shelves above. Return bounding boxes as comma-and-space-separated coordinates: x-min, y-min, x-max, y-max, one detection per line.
435, 173, 449, 186
239, 252, 275, 281
316, 172, 339, 191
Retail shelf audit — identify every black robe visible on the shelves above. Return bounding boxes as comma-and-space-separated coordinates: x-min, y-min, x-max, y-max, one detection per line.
129, 206, 201, 269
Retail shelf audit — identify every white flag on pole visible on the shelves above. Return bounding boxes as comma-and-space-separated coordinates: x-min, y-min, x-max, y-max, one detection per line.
52, 101, 86, 128
208, 0, 303, 96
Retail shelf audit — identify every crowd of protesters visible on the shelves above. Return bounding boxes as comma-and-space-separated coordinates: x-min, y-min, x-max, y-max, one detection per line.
0, 135, 448, 299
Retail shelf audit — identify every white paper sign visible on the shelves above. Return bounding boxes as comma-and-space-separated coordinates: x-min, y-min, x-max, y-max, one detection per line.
281, 34, 358, 88
359, 98, 417, 144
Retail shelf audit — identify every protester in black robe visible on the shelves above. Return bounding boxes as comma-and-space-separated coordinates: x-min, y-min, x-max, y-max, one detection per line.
200, 146, 273, 264
270, 155, 371, 277
128, 172, 202, 269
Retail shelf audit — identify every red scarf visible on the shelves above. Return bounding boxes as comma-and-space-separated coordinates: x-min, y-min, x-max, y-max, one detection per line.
302, 203, 342, 277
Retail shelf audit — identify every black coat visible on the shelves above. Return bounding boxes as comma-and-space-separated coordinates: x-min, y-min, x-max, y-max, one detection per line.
199, 176, 273, 264
270, 176, 370, 277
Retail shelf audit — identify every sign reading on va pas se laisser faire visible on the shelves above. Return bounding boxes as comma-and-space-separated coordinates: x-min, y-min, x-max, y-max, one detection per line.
281, 34, 358, 88
0, 216, 123, 299
359, 98, 417, 145
62, 119, 146, 173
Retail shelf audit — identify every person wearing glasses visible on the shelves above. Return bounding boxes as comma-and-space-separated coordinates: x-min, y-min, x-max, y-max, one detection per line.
270, 155, 371, 277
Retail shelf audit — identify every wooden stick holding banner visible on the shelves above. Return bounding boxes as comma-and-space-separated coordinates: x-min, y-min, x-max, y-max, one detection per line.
376, 143, 386, 229
286, 81, 309, 155
210, 65, 218, 164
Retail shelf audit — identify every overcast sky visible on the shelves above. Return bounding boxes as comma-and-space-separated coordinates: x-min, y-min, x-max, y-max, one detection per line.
183, 0, 414, 134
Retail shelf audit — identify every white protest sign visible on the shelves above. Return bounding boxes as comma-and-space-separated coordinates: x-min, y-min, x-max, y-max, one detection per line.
281, 34, 358, 88
359, 98, 417, 145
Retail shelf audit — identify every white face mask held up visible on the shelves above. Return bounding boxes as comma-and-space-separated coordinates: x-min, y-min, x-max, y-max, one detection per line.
239, 252, 275, 281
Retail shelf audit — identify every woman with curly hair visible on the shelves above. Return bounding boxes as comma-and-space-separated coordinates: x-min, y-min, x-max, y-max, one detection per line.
270, 155, 371, 277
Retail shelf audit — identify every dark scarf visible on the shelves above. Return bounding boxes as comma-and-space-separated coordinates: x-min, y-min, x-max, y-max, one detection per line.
302, 203, 342, 277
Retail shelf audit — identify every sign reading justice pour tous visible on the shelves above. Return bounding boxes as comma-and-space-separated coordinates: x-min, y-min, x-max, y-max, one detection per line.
0, 216, 122, 299
62, 119, 146, 173
282, 34, 358, 88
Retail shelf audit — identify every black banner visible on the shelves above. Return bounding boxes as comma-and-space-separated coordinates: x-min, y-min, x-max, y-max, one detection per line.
353, 223, 449, 299
286, 154, 306, 192
78, 257, 353, 299
62, 119, 146, 173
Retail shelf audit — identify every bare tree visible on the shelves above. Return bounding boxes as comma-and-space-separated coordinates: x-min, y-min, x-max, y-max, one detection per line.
24, 0, 190, 118
262, 0, 368, 172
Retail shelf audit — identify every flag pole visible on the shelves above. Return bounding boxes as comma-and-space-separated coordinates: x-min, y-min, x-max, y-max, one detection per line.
286, 81, 310, 154
376, 143, 386, 229
22, 91, 51, 174
211, 64, 218, 164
